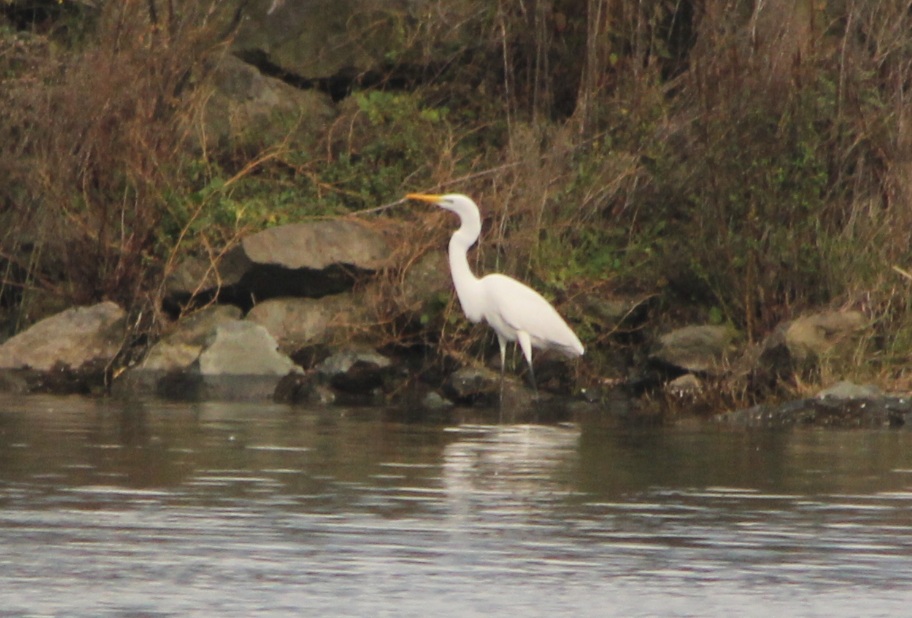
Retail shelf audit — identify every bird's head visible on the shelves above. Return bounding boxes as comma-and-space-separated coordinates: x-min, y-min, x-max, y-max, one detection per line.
406, 193, 480, 224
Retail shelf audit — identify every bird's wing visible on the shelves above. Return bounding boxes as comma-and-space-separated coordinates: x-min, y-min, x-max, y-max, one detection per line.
481, 274, 583, 356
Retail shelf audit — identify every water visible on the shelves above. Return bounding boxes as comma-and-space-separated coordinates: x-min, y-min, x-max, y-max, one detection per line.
1, 395, 912, 617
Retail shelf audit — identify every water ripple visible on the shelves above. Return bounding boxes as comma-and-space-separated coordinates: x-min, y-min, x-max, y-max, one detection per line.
2, 397, 912, 616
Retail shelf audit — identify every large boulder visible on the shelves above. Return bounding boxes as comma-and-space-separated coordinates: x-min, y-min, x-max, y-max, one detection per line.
0, 301, 125, 372
398, 250, 451, 312
198, 54, 335, 153
119, 316, 300, 401
246, 293, 369, 353
443, 366, 499, 403
193, 320, 301, 401
650, 325, 737, 375
778, 310, 866, 361
756, 310, 866, 381
443, 366, 534, 408
113, 305, 243, 398
198, 320, 298, 375
164, 218, 390, 312
579, 292, 653, 331
230, 0, 480, 85
0, 301, 125, 393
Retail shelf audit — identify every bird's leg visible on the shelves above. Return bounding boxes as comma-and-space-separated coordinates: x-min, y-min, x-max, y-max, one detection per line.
497, 335, 508, 406
517, 331, 538, 397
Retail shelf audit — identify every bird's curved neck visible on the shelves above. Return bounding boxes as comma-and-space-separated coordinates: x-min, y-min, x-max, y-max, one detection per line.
448, 223, 484, 323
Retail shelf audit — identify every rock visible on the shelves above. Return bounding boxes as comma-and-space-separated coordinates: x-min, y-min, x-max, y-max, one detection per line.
665, 373, 703, 397
164, 219, 390, 312
142, 305, 243, 371
163, 320, 300, 401
113, 305, 243, 398
444, 366, 500, 403
755, 310, 867, 383
718, 396, 912, 428
816, 380, 884, 400
0, 301, 125, 372
238, 218, 389, 273
651, 325, 736, 374
316, 348, 392, 394
441, 365, 540, 408
0, 370, 28, 394
197, 54, 335, 153
275, 347, 406, 404
246, 293, 368, 353
781, 310, 866, 361
195, 320, 301, 401
398, 251, 450, 311
580, 292, 653, 330
421, 390, 454, 410
198, 320, 300, 376
274, 372, 337, 405
500, 380, 537, 410
230, 0, 479, 85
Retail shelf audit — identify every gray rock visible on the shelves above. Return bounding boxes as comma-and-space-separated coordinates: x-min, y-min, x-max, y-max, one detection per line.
665, 373, 703, 397
756, 310, 867, 381
780, 310, 866, 361
164, 219, 390, 311
197, 54, 335, 153
246, 294, 368, 352
113, 305, 244, 398
141, 305, 243, 372
444, 366, 500, 401
816, 380, 884, 400
398, 251, 450, 311
0, 301, 125, 373
274, 372, 337, 405
191, 320, 301, 401
580, 293, 653, 329
651, 325, 736, 374
242, 219, 389, 272
718, 396, 911, 428
231, 0, 479, 81
443, 367, 537, 408
500, 379, 537, 410
197, 320, 300, 376
316, 348, 392, 394
422, 390, 454, 410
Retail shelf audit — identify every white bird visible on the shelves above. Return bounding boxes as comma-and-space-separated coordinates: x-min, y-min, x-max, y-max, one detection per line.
406, 193, 584, 393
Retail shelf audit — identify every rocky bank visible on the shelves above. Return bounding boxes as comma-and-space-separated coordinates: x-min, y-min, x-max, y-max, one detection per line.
0, 1, 908, 428
0, 212, 908, 428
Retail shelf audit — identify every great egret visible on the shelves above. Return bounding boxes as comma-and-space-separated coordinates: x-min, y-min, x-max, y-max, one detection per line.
406, 193, 584, 393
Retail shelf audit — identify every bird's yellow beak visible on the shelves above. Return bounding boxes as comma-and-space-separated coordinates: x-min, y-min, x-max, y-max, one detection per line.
406, 193, 444, 204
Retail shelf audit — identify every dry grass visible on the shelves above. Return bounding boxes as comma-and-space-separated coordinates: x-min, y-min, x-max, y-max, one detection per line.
0, 1, 227, 328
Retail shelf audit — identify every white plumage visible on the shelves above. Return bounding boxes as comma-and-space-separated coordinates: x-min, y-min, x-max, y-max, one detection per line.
407, 193, 583, 391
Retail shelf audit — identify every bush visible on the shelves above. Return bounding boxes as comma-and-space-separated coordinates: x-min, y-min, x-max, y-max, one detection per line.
0, 1, 224, 325
606, 1, 912, 343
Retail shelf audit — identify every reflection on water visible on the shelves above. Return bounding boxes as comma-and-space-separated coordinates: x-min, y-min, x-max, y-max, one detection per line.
1, 395, 912, 616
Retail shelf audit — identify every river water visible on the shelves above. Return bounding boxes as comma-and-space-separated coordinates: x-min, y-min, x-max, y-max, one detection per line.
1, 394, 911, 617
